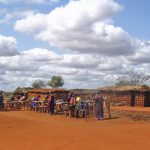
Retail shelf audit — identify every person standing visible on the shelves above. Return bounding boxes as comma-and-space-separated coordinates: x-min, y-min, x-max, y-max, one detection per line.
69, 94, 76, 117
0, 93, 4, 111
18, 95, 26, 102
48, 93, 55, 115
76, 95, 81, 104
31, 95, 40, 111
94, 92, 104, 120
67, 92, 73, 102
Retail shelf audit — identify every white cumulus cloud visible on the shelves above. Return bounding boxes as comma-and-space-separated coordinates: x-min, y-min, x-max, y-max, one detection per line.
0, 34, 18, 56
14, 0, 136, 56
128, 42, 150, 64
0, 9, 38, 24
0, 46, 127, 90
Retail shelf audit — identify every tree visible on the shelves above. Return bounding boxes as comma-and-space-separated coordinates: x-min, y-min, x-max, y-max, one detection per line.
32, 79, 46, 88
115, 71, 150, 86
48, 76, 64, 88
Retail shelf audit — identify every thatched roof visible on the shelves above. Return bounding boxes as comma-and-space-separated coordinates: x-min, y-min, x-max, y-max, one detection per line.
28, 88, 69, 93
13, 87, 33, 95
98, 86, 150, 91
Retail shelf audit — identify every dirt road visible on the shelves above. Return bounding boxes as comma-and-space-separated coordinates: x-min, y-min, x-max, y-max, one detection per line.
0, 111, 150, 150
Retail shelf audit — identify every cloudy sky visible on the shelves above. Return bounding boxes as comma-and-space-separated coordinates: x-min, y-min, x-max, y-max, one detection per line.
0, 0, 150, 91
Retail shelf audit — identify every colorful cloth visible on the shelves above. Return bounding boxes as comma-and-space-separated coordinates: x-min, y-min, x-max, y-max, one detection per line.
76, 96, 81, 102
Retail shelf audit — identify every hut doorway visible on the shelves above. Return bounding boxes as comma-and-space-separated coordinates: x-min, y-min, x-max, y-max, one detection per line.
144, 91, 150, 107
130, 91, 135, 106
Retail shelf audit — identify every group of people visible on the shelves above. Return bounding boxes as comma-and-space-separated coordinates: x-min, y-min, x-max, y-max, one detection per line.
67, 92, 87, 117
31, 93, 55, 114
67, 92, 106, 120
0, 91, 110, 120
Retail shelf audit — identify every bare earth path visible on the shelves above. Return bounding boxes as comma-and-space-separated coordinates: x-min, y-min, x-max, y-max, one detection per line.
0, 111, 150, 150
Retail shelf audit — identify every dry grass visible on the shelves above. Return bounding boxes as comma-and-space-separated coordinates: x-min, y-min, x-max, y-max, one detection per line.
98, 85, 149, 91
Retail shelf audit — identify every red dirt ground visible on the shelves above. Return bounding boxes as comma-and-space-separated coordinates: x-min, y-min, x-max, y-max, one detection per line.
111, 106, 150, 112
0, 110, 150, 150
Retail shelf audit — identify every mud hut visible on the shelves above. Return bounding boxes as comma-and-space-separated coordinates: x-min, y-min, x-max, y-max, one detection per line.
97, 86, 150, 107
28, 88, 69, 101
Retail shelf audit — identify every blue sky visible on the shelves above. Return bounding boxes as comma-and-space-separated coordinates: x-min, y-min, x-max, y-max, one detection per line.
0, 0, 150, 91
115, 0, 150, 40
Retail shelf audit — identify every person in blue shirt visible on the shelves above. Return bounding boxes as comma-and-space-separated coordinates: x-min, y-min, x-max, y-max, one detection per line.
31, 95, 40, 111
0, 93, 4, 111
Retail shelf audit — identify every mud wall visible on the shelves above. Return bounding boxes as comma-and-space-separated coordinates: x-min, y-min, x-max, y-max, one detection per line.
70, 89, 150, 107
